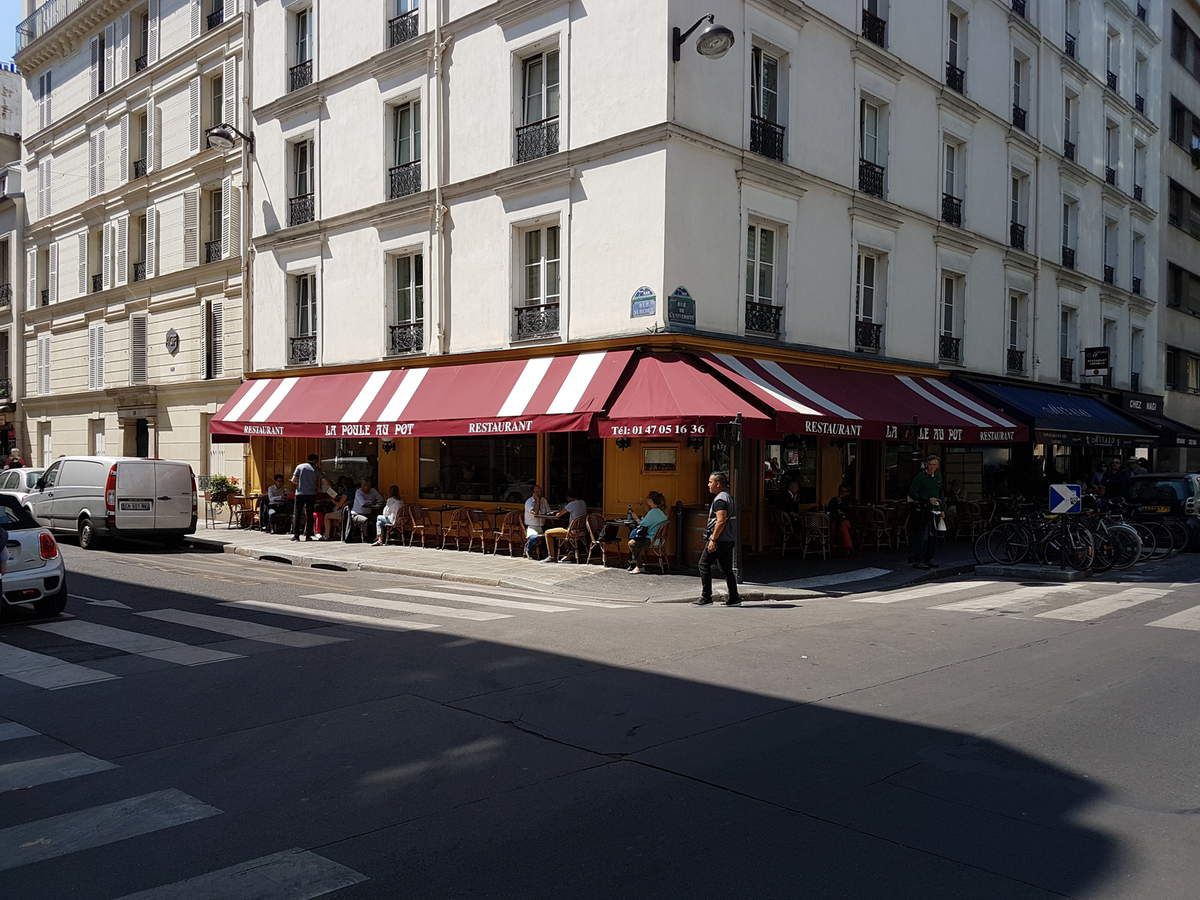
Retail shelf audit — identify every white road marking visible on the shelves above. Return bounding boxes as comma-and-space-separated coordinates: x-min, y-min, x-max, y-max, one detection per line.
375, 587, 575, 613
852, 580, 999, 604
302, 593, 510, 622
0, 789, 221, 872
932, 583, 1087, 614
137, 609, 347, 648
1145, 604, 1200, 632
0, 723, 38, 742
418, 583, 624, 608
31, 621, 242, 667
1035, 588, 1171, 621
0, 642, 119, 690
0, 752, 116, 793
116, 848, 368, 899
771, 567, 892, 590
69, 595, 132, 609
222, 600, 440, 631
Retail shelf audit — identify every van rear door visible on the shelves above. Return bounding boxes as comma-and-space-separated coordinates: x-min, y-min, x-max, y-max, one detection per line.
154, 462, 195, 530
114, 461, 156, 530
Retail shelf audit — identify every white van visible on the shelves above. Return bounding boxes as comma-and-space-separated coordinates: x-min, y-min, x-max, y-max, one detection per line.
28, 457, 197, 549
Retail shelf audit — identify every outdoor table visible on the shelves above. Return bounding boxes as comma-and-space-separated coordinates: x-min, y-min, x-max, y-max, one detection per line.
605, 517, 638, 542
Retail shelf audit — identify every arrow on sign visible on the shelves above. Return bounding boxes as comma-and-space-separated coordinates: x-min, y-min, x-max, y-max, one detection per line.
70, 595, 132, 609
1049, 484, 1083, 515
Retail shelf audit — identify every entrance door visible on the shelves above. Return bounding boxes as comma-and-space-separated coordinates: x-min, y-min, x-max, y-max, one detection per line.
135, 418, 150, 457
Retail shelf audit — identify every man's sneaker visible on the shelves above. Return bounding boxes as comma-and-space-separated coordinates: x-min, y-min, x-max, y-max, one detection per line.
290, 535, 300, 542
722, 599, 742, 607
692, 598, 713, 606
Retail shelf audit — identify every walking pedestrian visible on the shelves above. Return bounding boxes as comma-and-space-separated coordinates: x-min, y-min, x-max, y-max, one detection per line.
907, 455, 944, 569
290, 454, 321, 542
694, 472, 740, 606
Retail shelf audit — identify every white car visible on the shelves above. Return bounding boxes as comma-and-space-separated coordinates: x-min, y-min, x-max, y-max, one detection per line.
0, 467, 45, 512
0, 494, 67, 618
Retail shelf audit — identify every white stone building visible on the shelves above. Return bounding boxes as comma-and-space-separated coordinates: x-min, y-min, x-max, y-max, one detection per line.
13, 0, 246, 479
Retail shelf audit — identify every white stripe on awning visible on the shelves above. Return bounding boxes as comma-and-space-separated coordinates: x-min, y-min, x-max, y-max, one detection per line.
758, 359, 860, 420
378, 368, 429, 422
341, 370, 391, 423
547, 352, 606, 414
897, 375, 988, 427
714, 354, 825, 416
922, 378, 1019, 429
220, 379, 271, 422
498, 357, 554, 417
249, 378, 300, 423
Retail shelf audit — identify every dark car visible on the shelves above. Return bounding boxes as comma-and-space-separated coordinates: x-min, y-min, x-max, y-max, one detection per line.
1127, 473, 1200, 550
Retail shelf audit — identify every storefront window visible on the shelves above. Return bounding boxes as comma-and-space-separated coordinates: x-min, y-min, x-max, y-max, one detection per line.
419, 436, 537, 502
320, 439, 379, 491
884, 443, 920, 500
547, 433, 603, 507
764, 435, 817, 504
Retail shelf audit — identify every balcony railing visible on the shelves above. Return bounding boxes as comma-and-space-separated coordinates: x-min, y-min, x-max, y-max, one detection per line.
1106, 70, 1118, 92
388, 160, 421, 199
1134, 184, 1143, 203
1006, 347, 1026, 374
1060, 357, 1075, 382
938, 334, 962, 364
1131, 372, 1141, 392
861, 9, 886, 47
289, 334, 317, 366
132, 261, 146, 283
0, 283, 10, 306
855, 318, 883, 353
515, 117, 559, 163
745, 300, 782, 336
1132, 275, 1142, 295
1103, 264, 1115, 284
1065, 33, 1077, 60
941, 193, 963, 226
1064, 139, 1076, 161
91, 274, 103, 293
16, 0, 91, 53
1011, 0, 1026, 17
288, 193, 315, 227
205, 239, 222, 263
135, 53, 148, 72
132, 158, 147, 179
1012, 104, 1027, 131
1010, 221, 1026, 251
40, 289, 49, 307
389, 322, 424, 355
514, 302, 560, 340
206, 2, 224, 30
945, 62, 965, 93
388, 9, 419, 47
1105, 166, 1116, 186
858, 158, 885, 197
289, 58, 313, 92
750, 116, 786, 162
1135, 93, 1145, 114
1062, 245, 1076, 269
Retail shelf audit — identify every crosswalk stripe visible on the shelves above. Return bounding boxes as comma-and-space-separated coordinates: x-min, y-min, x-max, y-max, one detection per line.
1145, 604, 1200, 632
0, 788, 221, 872
116, 848, 368, 899
0, 641, 119, 690
0, 723, 39, 742
1035, 588, 1171, 622
932, 583, 1086, 614
852, 580, 999, 604
375, 587, 576, 613
772, 567, 892, 590
221, 600, 440, 631
31, 621, 243, 667
0, 752, 116, 794
302, 593, 511, 621
137, 609, 347, 648
414, 583, 623, 608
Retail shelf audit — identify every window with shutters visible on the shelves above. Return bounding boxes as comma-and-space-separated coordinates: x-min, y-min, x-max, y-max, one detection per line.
183, 189, 200, 266
88, 324, 105, 391
205, 187, 223, 263
88, 227, 104, 293
38, 159, 50, 219
207, 71, 223, 132
132, 108, 148, 178
134, 4, 151, 71
129, 314, 149, 385
89, 131, 105, 197
204, 301, 225, 379
132, 214, 147, 282
37, 335, 51, 396
36, 246, 49, 307
189, 76, 202, 154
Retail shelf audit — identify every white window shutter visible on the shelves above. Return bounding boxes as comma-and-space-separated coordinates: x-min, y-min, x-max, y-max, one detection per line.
120, 115, 129, 184
90, 37, 99, 100
77, 232, 87, 295
96, 131, 105, 193
88, 134, 98, 197
48, 242, 58, 304
190, 0, 201, 40
145, 205, 157, 278
189, 77, 201, 154
88, 326, 98, 390
211, 302, 225, 377
183, 190, 199, 266
117, 14, 130, 83
115, 215, 129, 286
130, 315, 148, 385
44, 72, 51, 126
221, 176, 232, 258
102, 223, 113, 290
25, 248, 37, 309
38, 159, 50, 218
148, 0, 160, 65
200, 300, 209, 377
38, 336, 51, 395
96, 325, 105, 389
146, 99, 158, 172
229, 183, 241, 259
104, 24, 116, 92
223, 56, 237, 126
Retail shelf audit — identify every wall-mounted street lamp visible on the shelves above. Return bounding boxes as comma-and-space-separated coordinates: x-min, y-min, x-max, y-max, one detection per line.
205, 123, 256, 155
672, 14, 735, 62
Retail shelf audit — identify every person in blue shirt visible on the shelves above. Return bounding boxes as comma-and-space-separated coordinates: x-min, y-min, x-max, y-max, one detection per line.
628, 491, 669, 574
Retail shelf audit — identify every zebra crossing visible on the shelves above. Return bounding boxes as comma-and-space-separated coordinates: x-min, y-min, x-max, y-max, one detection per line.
0, 721, 366, 894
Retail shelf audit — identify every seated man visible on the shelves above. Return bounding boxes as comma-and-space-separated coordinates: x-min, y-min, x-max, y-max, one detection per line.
350, 479, 385, 542
523, 485, 552, 558
542, 492, 588, 562
264, 473, 293, 532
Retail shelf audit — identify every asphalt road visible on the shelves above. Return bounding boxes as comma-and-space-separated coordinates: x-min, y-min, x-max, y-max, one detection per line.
1, 543, 1198, 898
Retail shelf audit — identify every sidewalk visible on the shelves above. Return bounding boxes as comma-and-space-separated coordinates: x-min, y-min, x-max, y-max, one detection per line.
186, 524, 977, 603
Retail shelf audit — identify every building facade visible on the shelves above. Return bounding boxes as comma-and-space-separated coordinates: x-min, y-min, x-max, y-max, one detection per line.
14, 0, 246, 480
1, 61, 25, 457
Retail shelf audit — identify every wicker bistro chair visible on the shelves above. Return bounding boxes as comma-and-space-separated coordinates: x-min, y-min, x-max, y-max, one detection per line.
408, 505, 434, 547
769, 508, 796, 557
441, 508, 473, 550
800, 511, 832, 560
466, 509, 491, 553
585, 514, 624, 567
493, 511, 526, 556
642, 520, 672, 574
555, 515, 591, 563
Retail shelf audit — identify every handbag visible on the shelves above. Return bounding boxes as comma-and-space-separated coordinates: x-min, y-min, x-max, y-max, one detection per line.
629, 525, 649, 541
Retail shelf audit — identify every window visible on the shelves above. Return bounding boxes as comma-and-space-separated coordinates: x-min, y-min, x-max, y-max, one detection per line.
1172, 12, 1200, 83
1130, 327, 1144, 385
208, 71, 223, 131
1012, 53, 1028, 128
517, 49, 560, 162
294, 9, 312, 64
1132, 232, 1145, 292
1063, 90, 1077, 157
37, 71, 52, 129
745, 224, 777, 307
91, 30, 107, 98
1166, 347, 1179, 389
289, 139, 315, 226
204, 300, 224, 379
36, 334, 51, 395
522, 224, 560, 308
1133, 142, 1145, 199
130, 314, 148, 385
1105, 120, 1119, 183
394, 253, 423, 325
1168, 179, 1200, 237
294, 273, 317, 337
948, 10, 963, 68
418, 436, 537, 503
940, 273, 960, 336
1104, 218, 1118, 280
1062, 197, 1077, 249
1106, 28, 1120, 88
856, 252, 877, 321
1060, 307, 1076, 374
389, 101, 421, 199
88, 323, 104, 391
1065, 1, 1079, 47
1135, 53, 1147, 109
751, 47, 780, 123
1168, 262, 1200, 313
1010, 171, 1027, 226
1008, 293, 1026, 349
943, 142, 959, 197
860, 99, 883, 163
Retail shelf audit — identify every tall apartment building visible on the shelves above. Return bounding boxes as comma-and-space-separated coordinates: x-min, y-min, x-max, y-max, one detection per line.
1, 61, 25, 457
13, 0, 246, 479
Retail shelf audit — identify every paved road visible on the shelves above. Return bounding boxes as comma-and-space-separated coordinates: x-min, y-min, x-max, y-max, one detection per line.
1, 544, 1198, 897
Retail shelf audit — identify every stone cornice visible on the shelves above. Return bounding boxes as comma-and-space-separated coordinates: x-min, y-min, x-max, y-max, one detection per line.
746, 0, 811, 30
495, 0, 566, 30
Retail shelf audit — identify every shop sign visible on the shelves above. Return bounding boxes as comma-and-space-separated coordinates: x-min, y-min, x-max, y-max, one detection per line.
667, 286, 696, 329
1123, 393, 1163, 414
1082, 346, 1111, 377
602, 422, 707, 438
630, 286, 656, 318
1038, 431, 1138, 447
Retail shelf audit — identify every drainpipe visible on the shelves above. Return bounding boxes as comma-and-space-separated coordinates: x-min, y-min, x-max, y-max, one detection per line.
432, 7, 450, 355
240, 0, 253, 379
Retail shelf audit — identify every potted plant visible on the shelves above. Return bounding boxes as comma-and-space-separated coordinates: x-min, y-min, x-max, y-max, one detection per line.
208, 474, 240, 503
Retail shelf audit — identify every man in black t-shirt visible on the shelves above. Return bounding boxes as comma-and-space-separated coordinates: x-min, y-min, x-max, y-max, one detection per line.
694, 472, 740, 607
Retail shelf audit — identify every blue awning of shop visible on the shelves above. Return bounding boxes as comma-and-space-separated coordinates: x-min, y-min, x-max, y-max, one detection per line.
961, 381, 1154, 439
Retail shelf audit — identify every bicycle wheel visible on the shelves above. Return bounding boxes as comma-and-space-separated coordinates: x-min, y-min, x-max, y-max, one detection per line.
1128, 522, 1161, 561
973, 529, 994, 565
1108, 524, 1143, 570
987, 522, 1031, 565
1140, 520, 1174, 560
1163, 518, 1190, 552
1058, 521, 1096, 572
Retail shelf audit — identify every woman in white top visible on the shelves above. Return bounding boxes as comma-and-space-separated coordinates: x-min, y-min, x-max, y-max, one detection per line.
372, 485, 405, 546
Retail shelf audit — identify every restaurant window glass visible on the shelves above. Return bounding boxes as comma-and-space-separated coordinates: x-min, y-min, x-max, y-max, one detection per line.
418, 436, 537, 502
764, 435, 817, 504
884, 443, 920, 500
546, 433, 603, 508
319, 438, 378, 490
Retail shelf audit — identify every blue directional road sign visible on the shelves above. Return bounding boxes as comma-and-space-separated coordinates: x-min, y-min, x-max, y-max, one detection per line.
1049, 483, 1083, 514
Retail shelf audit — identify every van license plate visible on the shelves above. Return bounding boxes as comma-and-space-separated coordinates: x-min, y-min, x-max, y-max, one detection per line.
1144, 505, 1170, 514
119, 500, 153, 511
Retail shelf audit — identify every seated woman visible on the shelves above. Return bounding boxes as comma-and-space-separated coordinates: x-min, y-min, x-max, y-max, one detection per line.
372, 485, 405, 546
627, 491, 669, 574
319, 490, 350, 541
826, 484, 855, 555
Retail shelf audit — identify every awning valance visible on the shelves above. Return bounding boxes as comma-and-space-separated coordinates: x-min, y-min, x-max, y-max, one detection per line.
963, 380, 1154, 444
211, 350, 633, 440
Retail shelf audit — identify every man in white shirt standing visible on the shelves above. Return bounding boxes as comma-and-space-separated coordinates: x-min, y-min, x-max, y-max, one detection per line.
523, 485, 552, 559
543, 491, 588, 562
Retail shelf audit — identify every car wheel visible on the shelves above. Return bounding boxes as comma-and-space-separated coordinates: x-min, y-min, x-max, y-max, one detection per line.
33, 585, 68, 618
78, 517, 100, 550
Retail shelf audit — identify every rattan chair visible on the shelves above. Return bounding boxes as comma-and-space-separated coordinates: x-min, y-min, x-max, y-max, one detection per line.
408, 505, 433, 547
642, 521, 672, 574
493, 511, 525, 556
441, 508, 472, 550
585, 514, 622, 566
800, 512, 831, 560
555, 515, 590, 563
466, 509, 491, 553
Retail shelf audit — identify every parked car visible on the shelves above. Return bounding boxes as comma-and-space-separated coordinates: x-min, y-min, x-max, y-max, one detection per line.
27, 457, 197, 550
1127, 473, 1200, 549
0, 494, 67, 618
0, 467, 44, 512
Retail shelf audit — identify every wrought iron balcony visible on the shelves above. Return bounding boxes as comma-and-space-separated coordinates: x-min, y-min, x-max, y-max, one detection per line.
1011, 0, 1026, 17
134, 54, 147, 72
132, 261, 146, 283
745, 300, 782, 336
862, 9, 886, 47
938, 334, 962, 364
388, 160, 421, 199
288, 193, 315, 227
1012, 104, 1027, 131
515, 117, 559, 163
1132, 275, 1142, 295
289, 59, 313, 92
1105, 166, 1116, 185
750, 116, 785, 162
514, 302, 560, 340
1006, 347, 1026, 374
1106, 70, 1118, 92
1134, 184, 1143, 203
388, 9, 418, 47
1010, 221, 1026, 251
132, 158, 147, 179
1131, 372, 1141, 392
0, 283, 10, 306
1104, 264, 1115, 284
40, 289, 49, 307
941, 193, 963, 227
91, 274, 103, 293
17, 0, 91, 52
855, 318, 883, 353
1135, 93, 1145, 114
289, 335, 317, 366
206, 1, 223, 30
389, 322, 424, 355
945, 62, 965, 93
1060, 357, 1074, 382
1065, 33, 1077, 60
205, 239, 222, 263
858, 158, 885, 197
1062, 245, 1076, 269
1064, 139, 1076, 161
